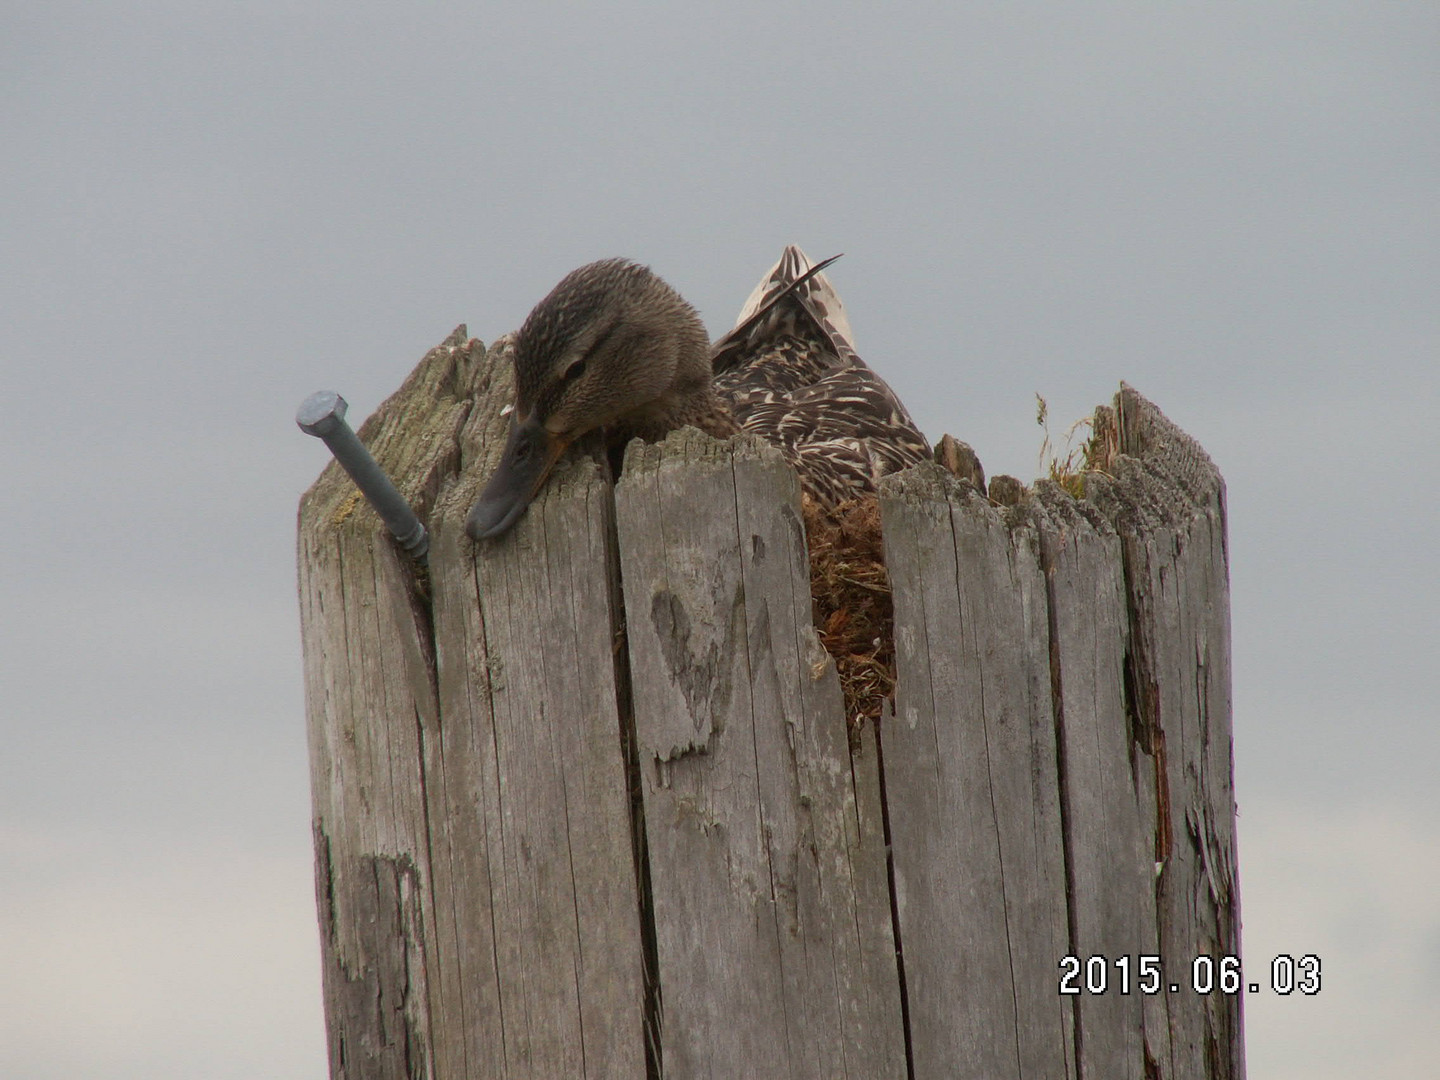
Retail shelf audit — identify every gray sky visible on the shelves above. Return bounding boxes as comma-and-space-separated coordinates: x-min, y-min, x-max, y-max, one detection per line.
3, 3, 1436, 1076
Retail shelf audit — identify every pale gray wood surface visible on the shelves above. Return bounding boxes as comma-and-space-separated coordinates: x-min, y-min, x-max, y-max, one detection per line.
614, 429, 907, 1080
1085, 386, 1244, 1080
1033, 483, 1161, 1080
299, 331, 647, 1080
879, 465, 1075, 1080
876, 385, 1239, 1080
424, 448, 646, 1080
298, 326, 480, 1079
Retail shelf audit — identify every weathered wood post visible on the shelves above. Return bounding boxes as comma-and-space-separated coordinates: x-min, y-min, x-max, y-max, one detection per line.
878, 388, 1241, 1079
613, 430, 907, 1076
298, 326, 1242, 1079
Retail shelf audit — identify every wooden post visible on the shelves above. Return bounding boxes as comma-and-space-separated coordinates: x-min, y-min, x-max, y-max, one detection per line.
298, 327, 477, 1080
879, 468, 1075, 1078
1083, 390, 1243, 1079
613, 430, 907, 1077
877, 385, 1241, 1080
298, 323, 1242, 1080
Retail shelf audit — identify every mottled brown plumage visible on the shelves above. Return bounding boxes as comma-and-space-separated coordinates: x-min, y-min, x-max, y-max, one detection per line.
466, 246, 930, 539
713, 246, 931, 506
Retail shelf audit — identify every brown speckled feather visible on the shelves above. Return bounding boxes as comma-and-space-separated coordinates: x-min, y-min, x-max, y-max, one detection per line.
711, 246, 930, 505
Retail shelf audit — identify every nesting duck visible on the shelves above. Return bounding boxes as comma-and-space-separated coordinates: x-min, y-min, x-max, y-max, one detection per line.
465, 246, 930, 540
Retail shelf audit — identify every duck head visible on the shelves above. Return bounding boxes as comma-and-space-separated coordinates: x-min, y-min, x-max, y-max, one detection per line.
465, 258, 713, 540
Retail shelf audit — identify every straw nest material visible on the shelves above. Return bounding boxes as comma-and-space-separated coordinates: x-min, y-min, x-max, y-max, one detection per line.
802, 493, 895, 735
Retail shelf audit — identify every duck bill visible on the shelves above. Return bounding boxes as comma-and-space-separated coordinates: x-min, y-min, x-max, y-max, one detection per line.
465, 416, 570, 540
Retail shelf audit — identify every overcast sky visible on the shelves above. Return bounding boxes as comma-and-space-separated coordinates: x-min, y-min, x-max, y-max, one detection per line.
2, 3, 1436, 1077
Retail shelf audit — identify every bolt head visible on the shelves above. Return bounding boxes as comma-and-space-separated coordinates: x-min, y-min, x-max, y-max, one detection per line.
296, 391, 348, 436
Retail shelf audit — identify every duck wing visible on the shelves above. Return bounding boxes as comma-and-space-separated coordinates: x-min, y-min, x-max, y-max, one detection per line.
712, 246, 930, 504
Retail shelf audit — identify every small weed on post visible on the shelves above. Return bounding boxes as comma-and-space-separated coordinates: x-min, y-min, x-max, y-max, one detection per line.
1036, 393, 1100, 498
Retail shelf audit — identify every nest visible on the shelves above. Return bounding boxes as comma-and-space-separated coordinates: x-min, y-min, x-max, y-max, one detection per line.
803, 493, 896, 734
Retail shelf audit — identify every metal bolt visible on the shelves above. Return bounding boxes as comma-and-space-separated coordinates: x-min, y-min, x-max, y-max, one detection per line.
296, 390, 429, 562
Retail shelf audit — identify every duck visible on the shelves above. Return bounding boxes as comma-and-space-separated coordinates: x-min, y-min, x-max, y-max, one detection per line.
465, 245, 931, 540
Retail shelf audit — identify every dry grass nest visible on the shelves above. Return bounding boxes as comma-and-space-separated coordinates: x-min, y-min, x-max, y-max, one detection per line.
802, 493, 895, 735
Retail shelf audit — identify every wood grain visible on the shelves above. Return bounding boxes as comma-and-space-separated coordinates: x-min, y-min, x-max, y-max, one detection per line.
1086, 386, 1244, 1080
879, 464, 1075, 1080
298, 326, 479, 1079
615, 429, 907, 1079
